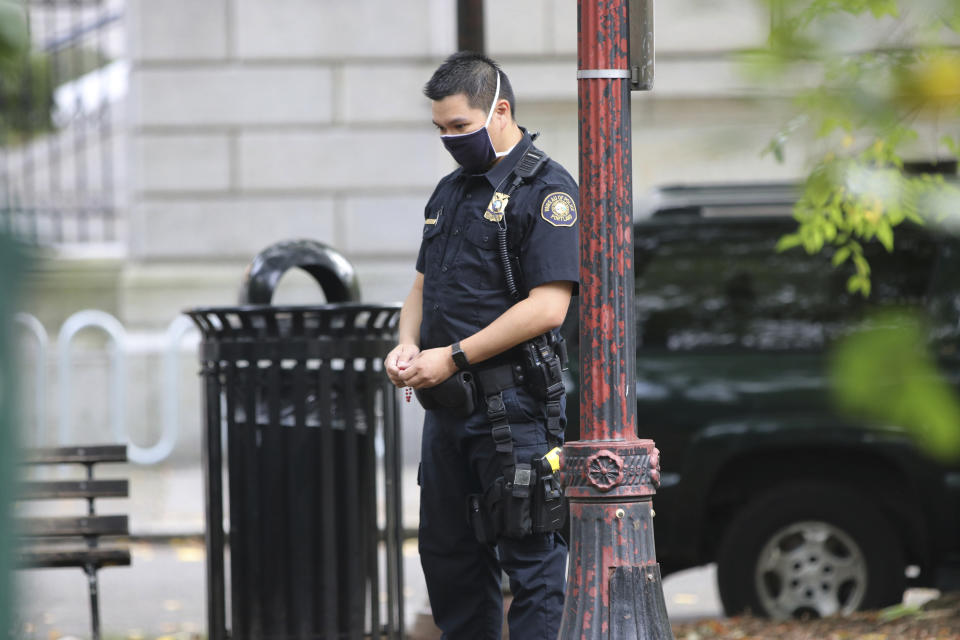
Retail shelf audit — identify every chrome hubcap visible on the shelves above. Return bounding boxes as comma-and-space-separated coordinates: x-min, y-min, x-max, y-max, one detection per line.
755, 520, 867, 619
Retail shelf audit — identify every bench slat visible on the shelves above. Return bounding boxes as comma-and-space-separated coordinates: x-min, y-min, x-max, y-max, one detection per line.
17, 547, 131, 570
20, 515, 128, 537
22, 445, 127, 465
18, 480, 129, 500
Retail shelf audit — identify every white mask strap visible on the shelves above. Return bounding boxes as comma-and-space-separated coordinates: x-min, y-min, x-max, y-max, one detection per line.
484, 71, 501, 127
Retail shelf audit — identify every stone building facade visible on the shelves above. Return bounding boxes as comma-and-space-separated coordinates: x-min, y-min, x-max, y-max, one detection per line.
120, 0, 802, 326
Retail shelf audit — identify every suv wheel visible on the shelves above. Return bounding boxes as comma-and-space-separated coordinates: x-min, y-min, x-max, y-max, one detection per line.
716, 483, 905, 619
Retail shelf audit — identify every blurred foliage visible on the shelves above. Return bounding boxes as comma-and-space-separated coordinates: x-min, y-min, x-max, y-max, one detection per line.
0, 5, 26, 635
748, 0, 960, 296
0, 0, 46, 142
1, 45, 112, 143
0, 1, 27, 62
0, 51, 55, 142
831, 310, 960, 461
0, 0, 111, 143
0, 240, 24, 640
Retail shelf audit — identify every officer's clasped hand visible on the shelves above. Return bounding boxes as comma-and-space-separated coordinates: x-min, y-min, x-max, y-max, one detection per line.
384, 343, 420, 388
397, 345, 457, 390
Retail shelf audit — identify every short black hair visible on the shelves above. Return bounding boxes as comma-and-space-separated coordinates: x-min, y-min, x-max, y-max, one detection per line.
424, 51, 516, 119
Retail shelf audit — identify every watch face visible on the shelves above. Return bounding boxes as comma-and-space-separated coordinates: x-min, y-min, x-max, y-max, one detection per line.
453, 344, 468, 369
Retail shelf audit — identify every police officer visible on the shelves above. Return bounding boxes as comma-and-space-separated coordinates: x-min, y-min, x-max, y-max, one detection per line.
384, 52, 579, 640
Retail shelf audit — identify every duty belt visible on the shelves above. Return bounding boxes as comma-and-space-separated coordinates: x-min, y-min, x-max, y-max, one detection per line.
473, 362, 524, 394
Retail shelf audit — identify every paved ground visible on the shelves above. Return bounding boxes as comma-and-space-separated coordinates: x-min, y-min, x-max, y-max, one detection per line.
28, 398, 942, 637
13, 397, 731, 639
12, 419, 939, 639
14, 539, 724, 639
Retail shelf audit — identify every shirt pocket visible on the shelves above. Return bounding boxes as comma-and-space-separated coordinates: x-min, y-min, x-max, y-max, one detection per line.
421, 211, 445, 272
461, 219, 503, 291
423, 208, 444, 237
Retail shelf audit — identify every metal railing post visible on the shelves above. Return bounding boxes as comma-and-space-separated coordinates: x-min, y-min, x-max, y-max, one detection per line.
15, 313, 48, 447
57, 310, 128, 453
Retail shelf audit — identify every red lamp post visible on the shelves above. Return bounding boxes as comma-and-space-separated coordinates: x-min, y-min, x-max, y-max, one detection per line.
559, 1, 673, 637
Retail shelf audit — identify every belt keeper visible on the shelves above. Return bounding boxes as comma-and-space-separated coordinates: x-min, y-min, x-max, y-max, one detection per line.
486, 394, 507, 420
491, 424, 512, 444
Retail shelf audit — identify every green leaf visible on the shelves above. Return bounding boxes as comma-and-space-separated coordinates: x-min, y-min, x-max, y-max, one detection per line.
886, 201, 905, 225
942, 135, 960, 158
817, 117, 842, 138
763, 136, 786, 163
827, 204, 845, 226
866, 0, 899, 19
802, 227, 825, 253
905, 209, 924, 224
879, 603, 920, 622
806, 171, 833, 208
847, 275, 866, 295
832, 246, 852, 266
831, 311, 960, 461
823, 220, 838, 241
776, 233, 803, 252
853, 253, 871, 276
876, 221, 894, 252
846, 274, 872, 297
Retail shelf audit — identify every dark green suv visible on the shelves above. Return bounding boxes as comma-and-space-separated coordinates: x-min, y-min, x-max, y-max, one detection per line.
562, 182, 960, 619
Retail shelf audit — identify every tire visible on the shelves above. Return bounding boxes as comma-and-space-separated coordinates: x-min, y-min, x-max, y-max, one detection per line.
716, 483, 905, 619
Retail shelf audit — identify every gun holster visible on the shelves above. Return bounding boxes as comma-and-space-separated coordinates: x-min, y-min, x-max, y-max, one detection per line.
468, 455, 566, 544
414, 370, 478, 417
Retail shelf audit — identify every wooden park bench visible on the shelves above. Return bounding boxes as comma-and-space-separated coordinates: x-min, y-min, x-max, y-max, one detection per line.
15, 445, 131, 640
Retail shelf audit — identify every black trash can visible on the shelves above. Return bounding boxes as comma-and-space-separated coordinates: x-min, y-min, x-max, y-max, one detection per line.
187, 240, 404, 640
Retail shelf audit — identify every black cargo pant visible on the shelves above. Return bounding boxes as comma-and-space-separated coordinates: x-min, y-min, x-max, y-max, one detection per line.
418, 385, 567, 640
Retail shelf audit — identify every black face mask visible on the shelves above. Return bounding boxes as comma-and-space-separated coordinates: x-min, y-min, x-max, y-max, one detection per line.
441, 72, 501, 173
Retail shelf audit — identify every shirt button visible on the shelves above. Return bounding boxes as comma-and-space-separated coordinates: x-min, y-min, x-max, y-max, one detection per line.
441, 265, 448, 272
433, 304, 440, 311
482, 236, 489, 242
453, 227, 460, 235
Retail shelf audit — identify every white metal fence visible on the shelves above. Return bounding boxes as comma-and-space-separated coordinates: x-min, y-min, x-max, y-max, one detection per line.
16, 310, 198, 465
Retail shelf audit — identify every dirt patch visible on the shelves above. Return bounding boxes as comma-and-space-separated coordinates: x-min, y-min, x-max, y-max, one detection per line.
673, 594, 960, 640
409, 593, 960, 639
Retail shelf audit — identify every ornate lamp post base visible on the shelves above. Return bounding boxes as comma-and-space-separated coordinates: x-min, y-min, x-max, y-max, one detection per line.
560, 440, 673, 638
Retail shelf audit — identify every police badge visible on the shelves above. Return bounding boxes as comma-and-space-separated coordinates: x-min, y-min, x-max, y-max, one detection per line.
484, 192, 511, 222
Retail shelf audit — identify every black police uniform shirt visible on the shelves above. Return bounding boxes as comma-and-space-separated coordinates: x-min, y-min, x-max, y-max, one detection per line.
416, 130, 579, 358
